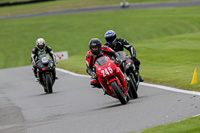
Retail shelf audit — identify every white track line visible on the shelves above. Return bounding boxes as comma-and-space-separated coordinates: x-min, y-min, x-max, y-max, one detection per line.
140, 82, 200, 96
57, 68, 90, 78
56, 68, 200, 96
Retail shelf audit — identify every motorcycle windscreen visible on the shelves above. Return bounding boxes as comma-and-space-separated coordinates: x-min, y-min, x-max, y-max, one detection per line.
117, 51, 127, 61
95, 56, 108, 66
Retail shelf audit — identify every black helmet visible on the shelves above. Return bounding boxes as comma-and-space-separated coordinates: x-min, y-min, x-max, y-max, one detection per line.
89, 38, 101, 55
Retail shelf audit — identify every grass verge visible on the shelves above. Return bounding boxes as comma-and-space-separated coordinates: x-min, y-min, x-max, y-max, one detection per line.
0, 0, 196, 17
0, 6, 200, 91
137, 115, 200, 133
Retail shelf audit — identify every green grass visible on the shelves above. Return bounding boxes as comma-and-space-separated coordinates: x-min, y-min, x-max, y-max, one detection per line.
0, 0, 31, 4
1, 6, 200, 91
137, 115, 200, 133
138, 32, 200, 91
0, 0, 197, 17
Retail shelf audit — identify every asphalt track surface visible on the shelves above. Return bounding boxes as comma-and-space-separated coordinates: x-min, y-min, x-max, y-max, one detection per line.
0, 66, 200, 133
1, 1, 200, 20
1, 1, 200, 133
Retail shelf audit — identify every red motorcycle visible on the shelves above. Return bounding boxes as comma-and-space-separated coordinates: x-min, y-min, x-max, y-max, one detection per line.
94, 56, 129, 104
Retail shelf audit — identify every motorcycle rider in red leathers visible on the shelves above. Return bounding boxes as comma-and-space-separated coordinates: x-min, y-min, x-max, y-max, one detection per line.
85, 38, 121, 88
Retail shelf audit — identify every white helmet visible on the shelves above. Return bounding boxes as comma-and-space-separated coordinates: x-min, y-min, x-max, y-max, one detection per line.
36, 38, 46, 50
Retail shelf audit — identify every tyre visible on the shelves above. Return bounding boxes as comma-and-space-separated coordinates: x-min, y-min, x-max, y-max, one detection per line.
46, 74, 53, 93
129, 74, 138, 99
43, 87, 47, 93
132, 74, 139, 91
110, 81, 127, 105
127, 93, 130, 102
128, 85, 133, 99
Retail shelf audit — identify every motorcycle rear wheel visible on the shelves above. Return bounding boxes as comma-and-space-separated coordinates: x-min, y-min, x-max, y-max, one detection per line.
129, 74, 138, 99
110, 81, 127, 105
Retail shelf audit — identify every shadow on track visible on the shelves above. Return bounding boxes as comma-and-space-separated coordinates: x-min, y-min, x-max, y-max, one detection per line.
91, 101, 127, 111
30, 91, 59, 97
90, 95, 146, 111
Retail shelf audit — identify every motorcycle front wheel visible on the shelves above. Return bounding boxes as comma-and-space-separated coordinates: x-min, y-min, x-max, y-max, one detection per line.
110, 81, 127, 105
46, 73, 53, 93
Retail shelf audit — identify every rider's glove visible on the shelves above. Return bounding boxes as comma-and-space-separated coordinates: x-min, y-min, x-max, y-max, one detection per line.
91, 72, 97, 79
53, 61, 57, 66
131, 56, 137, 62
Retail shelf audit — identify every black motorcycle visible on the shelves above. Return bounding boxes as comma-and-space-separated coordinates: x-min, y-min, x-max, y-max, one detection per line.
117, 51, 139, 99
36, 54, 56, 93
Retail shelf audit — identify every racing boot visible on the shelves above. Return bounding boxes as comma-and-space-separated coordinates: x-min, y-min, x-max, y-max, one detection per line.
53, 69, 59, 80
35, 78, 39, 82
139, 75, 144, 82
34, 74, 39, 82
32, 67, 39, 82
135, 65, 144, 82
90, 79, 101, 88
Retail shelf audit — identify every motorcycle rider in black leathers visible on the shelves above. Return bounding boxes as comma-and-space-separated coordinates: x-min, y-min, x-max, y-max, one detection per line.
103, 30, 144, 82
31, 38, 58, 82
